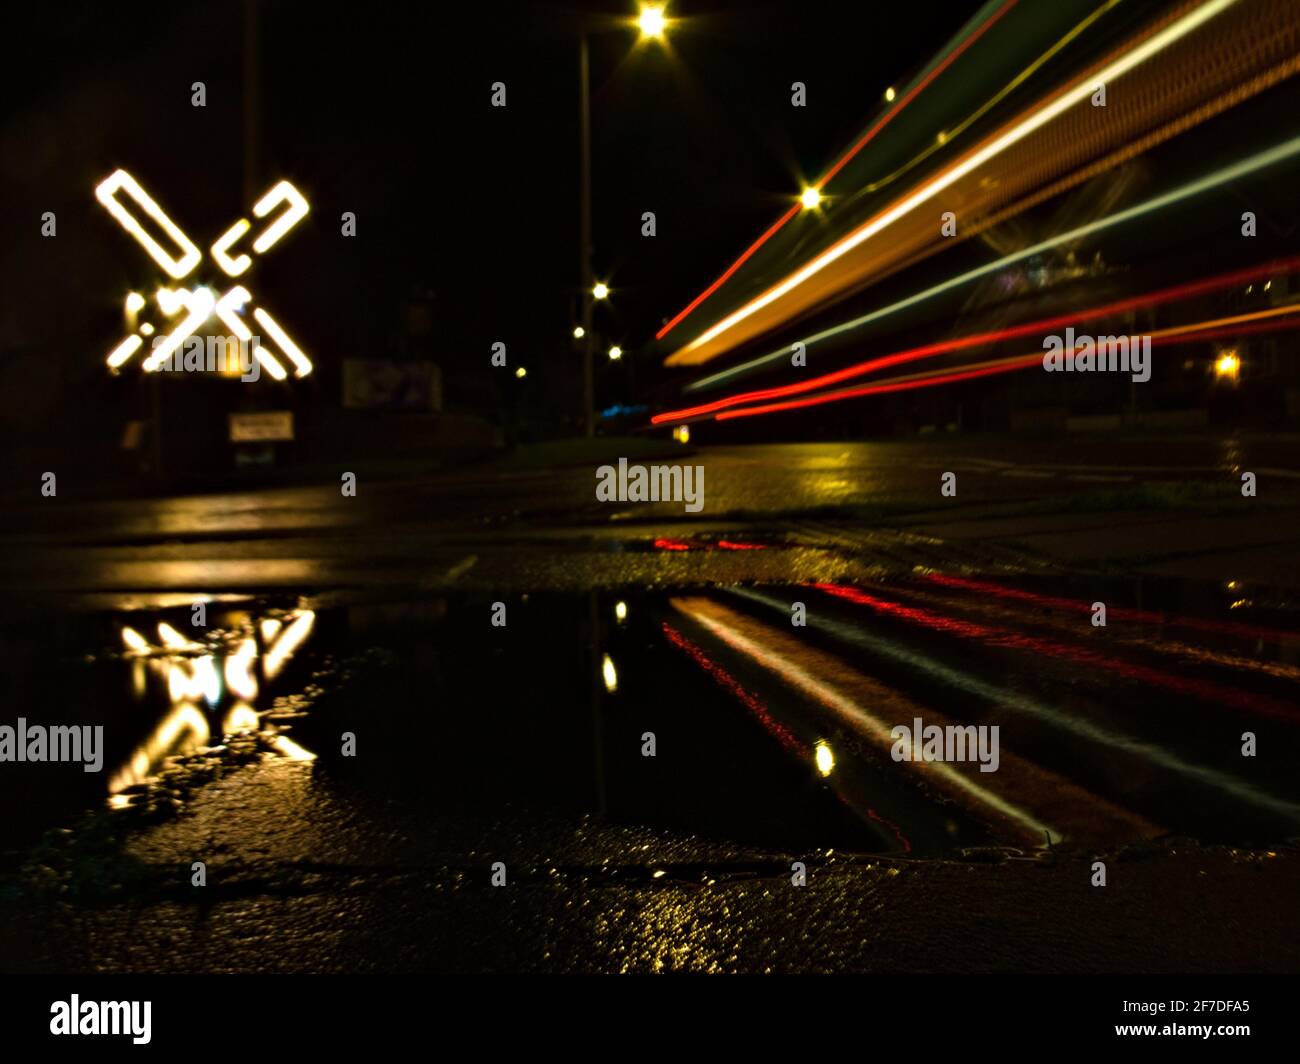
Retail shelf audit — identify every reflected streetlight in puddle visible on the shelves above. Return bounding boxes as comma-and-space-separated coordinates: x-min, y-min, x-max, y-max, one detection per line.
814, 739, 835, 777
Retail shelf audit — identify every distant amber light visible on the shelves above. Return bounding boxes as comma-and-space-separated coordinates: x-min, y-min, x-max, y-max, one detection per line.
1214, 351, 1240, 380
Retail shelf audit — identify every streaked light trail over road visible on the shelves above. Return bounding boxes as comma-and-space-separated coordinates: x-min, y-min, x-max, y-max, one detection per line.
682, 130, 1300, 394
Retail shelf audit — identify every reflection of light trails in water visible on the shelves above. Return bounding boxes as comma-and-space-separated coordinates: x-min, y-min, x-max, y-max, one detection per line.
812, 583, 1299, 722
732, 588, 1300, 825
909, 576, 1300, 685
660, 619, 913, 853
669, 596, 1063, 845
109, 610, 316, 803
662, 622, 806, 757
923, 573, 1300, 646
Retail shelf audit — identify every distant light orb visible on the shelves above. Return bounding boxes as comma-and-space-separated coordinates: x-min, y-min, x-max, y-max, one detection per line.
573, 325, 585, 339
800, 187, 822, 210
638, 4, 667, 39
593, 282, 610, 300
125, 291, 146, 314
614, 600, 628, 622
672, 424, 690, 444
601, 653, 618, 693
884, 86, 896, 102
515, 366, 527, 379
1214, 352, 1240, 380
608, 345, 623, 361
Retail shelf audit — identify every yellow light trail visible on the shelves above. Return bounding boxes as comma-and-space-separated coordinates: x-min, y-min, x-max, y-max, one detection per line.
686, 131, 1300, 391
671, 0, 1238, 364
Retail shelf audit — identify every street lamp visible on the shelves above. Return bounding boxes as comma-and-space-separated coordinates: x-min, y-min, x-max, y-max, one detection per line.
1214, 350, 1240, 381
800, 187, 822, 210
579, 5, 672, 437
573, 325, 585, 339
637, 4, 668, 40
608, 345, 623, 361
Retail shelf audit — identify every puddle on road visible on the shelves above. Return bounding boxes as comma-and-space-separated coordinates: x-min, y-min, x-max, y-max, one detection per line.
2, 570, 1298, 869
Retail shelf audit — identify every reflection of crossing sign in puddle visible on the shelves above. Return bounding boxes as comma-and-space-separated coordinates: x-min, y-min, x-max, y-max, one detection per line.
95, 169, 313, 381
229, 411, 294, 442
111, 611, 317, 804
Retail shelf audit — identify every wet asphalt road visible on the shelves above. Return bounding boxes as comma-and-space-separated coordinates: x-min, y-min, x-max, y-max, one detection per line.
2, 436, 1299, 972
2, 433, 1299, 597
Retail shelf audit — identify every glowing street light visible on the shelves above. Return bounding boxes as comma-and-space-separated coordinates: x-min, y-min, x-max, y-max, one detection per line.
800, 187, 822, 210
573, 325, 586, 339
814, 740, 835, 777
608, 345, 623, 361
515, 366, 528, 379
1214, 350, 1240, 381
592, 281, 610, 300
637, 4, 668, 40
884, 86, 896, 102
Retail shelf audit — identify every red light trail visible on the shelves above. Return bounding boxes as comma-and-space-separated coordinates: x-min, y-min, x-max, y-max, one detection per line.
923, 573, 1300, 646
652, 256, 1300, 424
811, 583, 1300, 722
695, 309, 1300, 422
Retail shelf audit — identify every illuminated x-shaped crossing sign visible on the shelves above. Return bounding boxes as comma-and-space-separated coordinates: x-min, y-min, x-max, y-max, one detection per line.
96, 169, 312, 380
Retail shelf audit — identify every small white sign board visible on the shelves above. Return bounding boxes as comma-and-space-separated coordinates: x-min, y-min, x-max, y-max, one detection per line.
229, 411, 294, 442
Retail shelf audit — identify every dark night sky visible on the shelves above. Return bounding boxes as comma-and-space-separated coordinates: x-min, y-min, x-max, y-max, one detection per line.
0, 1, 983, 387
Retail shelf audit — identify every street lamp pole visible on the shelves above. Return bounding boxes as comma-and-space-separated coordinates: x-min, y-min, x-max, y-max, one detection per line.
579, 35, 595, 438
578, 7, 669, 437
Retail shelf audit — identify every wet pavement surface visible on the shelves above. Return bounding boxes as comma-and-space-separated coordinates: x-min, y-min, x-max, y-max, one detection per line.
3, 566, 1299, 971
2, 438, 1299, 972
